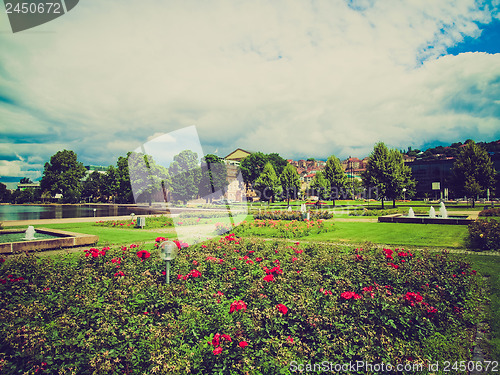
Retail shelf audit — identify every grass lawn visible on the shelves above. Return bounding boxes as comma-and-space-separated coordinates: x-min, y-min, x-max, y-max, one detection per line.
306, 221, 469, 248
463, 253, 500, 360
25, 222, 177, 247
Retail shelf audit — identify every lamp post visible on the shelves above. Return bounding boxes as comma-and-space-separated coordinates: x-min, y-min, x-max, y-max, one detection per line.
93, 208, 96, 217
403, 188, 407, 202
159, 241, 178, 284
130, 213, 135, 223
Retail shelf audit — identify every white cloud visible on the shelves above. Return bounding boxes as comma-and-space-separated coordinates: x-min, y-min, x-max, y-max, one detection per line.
0, 0, 499, 181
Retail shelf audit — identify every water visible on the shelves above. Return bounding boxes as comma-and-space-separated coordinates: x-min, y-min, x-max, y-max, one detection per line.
24, 226, 35, 240
408, 208, 415, 218
0, 204, 136, 221
439, 202, 448, 218
0, 230, 63, 243
429, 206, 436, 218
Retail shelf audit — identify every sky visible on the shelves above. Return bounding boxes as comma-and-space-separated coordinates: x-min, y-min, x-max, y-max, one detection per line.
1, 0, 500, 187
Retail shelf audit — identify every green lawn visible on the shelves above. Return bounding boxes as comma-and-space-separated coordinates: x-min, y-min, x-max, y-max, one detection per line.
27, 222, 176, 246
458, 253, 500, 360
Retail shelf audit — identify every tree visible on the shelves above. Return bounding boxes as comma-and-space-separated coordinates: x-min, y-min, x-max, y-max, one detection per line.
362, 142, 416, 208
267, 153, 288, 176
19, 177, 33, 184
254, 162, 282, 204
199, 154, 229, 203
82, 170, 103, 203
279, 163, 301, 207
0, 183, 11, 202
168, 150, 201, 205
323, 155, 348, 207
40, 150, 87, 203
102, 166, 120, 203
116, 154, 134, 204
451, 141, 495, 207
128, 152, 169, 205
239, 152, 268, 191
309, 171, 330, 201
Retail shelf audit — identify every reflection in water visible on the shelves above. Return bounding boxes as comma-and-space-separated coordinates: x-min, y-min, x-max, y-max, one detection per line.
0, 205, 142, 221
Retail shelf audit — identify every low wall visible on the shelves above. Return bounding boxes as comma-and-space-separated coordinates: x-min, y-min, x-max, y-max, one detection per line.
378, 214, 473, 225
0, 228, 98, 254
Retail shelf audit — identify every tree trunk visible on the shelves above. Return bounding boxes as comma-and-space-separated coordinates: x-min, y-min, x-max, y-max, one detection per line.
381, 198, 384, 209
332, 199, 335, 207
392, 199, 396, 208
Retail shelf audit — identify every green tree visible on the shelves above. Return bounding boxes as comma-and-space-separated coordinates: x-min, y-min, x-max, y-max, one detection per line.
128, 152, 169, 206
239, 152, 268, 191
323, 155, 348, 207
362, 142, 416, 208
267, 153, 288, 176
19, 177, 33, 184
309, 171, 330, 201
40, 150, 87, 203
451, 141, 495, 207
102, 166, 120, 203
168, 150, 201, 205
82, 170, 103, 203
279, 163, 301, 207
116, 154, 134, 204
254, 162, 282, 204
199, 154, 229, 203
0, 183, 11, 202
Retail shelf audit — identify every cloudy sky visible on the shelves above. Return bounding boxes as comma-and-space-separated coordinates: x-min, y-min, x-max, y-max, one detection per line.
1, 0, 499, 187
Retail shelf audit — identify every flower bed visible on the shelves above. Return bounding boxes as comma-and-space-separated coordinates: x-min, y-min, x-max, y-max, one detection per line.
234, 219, 330, 239
0, 237, 485, 374
95, 215, 174, 229
252, 210, 333, 221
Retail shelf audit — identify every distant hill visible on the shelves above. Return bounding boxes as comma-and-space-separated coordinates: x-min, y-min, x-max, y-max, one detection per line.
403, 139, 500, 160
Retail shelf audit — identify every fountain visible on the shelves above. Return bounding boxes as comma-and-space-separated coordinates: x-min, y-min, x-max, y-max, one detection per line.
439, 202, 448, 218
429, 206, 436, 218
378, 202, 472, 225
408, 208, 415, 218
23, 226, 36, 240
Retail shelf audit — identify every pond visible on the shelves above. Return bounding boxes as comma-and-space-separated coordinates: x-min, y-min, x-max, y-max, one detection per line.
0, 204, 138, 221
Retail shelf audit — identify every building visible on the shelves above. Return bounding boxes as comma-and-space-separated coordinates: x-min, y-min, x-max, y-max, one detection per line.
223, 149, 253, 202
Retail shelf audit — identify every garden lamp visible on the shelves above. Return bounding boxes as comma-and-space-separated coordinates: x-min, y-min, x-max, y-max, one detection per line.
159, 241, 178, 284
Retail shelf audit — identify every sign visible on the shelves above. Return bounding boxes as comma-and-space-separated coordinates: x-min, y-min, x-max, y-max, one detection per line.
432, 182, 440, 190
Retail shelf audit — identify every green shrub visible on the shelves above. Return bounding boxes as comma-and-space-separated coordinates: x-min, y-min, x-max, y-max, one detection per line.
95, 215, 173, 229
479, 207, 500, 217
467, 219, 500, 251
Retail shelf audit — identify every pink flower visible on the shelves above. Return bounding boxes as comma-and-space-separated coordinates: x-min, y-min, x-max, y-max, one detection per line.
276, 304, 288, 314
341, 291, 362, 300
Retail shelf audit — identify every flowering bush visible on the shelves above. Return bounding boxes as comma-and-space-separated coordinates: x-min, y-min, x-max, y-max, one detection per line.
467, 219, 500, 251
478, 207, 500, 217
0, 239, 485, 373
253, 210, 333, 221
234, 218, 329, 239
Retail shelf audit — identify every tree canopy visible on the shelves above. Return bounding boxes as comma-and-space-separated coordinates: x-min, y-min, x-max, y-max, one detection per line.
40, 150, 87, 203
362, 142, 416, 208
309, 171, 330, 201
168, 150, 201, 205
323, 155, 348, 206
279, 163, 301, 206
199, 154, 229, 202
451, 140, 495, 207
254, 162, 282, 203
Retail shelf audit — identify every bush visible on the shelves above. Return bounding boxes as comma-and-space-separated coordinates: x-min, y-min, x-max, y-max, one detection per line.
95, 215, 173, 229
467, 219, 500, 251
0, 239, 486, 373
253, 210, 333, 220
479, 208, 500, 217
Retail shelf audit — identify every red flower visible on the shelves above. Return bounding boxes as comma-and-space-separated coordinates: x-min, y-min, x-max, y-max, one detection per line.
136, 250, 151, 260
0, 258, 5, 263
213, 346, 223, 355
341, 291, 362, 300
276, 304, 288, 314
155, 237, 166, 242
222, 334, 232, 342
388, 262, 399, 269
114, 271, 124, 277
263, 274, 274, 282
287, 336, 294, 344
209, 333, 221, 346
404, 292, 423, 306
229, 300, 247, 313
239, 341, 248, 348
